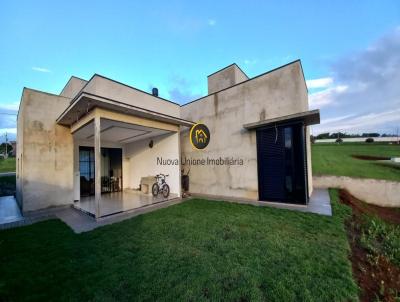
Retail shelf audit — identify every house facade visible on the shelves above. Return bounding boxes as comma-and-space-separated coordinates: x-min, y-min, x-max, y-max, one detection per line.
16, 60, 319, 218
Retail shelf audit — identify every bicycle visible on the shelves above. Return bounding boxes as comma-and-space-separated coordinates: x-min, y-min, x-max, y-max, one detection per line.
152, 174, 170, 198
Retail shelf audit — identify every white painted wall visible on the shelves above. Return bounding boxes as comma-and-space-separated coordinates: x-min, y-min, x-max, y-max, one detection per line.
313, 176, 400, 207
124, 132, 181, 196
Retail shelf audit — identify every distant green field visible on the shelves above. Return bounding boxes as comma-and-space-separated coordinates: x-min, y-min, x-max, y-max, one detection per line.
312, 143, 400, 182
0, 157, 15, 173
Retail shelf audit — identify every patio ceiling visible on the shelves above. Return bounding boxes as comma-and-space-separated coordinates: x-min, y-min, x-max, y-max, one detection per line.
73, 119, 172, 144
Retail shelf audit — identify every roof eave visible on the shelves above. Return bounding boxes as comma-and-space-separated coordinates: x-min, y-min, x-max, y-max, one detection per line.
243, 109, 320, 130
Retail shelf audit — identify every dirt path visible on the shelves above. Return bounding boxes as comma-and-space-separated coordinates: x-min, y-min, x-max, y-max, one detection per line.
339, 189, 400, 302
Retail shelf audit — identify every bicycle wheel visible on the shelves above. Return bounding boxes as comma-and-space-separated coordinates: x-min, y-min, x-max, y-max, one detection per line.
152, 183, 159, 197
162, 184, 170, 198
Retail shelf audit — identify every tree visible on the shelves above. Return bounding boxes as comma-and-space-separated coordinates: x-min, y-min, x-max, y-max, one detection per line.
316, 133, 330, 139
0, 143, 12, 155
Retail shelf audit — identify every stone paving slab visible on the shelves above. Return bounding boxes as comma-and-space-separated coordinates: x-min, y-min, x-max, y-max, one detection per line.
0, 196, 23, 225
190, 189, 332, 216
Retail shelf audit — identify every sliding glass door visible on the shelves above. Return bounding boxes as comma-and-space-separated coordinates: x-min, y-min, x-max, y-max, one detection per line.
79, 147, 122, 197
79, 147, 95, 196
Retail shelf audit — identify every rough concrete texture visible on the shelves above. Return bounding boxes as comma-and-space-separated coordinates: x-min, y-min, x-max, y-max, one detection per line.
313, 176, 400, 207
59, 76, 88, 99
82, 75, 181, 118
16, 61, 313, 212
16, 88, 74, 213
208, 64, 249, 94
181, 61, 311, 201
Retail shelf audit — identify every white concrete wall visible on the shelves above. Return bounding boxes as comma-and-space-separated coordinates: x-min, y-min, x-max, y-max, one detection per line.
181, 61, 310, 201
313, 176, 400, 207
208, 64, 249, 94
16, 94, 25, 208
124, 132, 181, 196
17, 89, 73, 212
60, 77, 87, 99
83, 75, 181, 118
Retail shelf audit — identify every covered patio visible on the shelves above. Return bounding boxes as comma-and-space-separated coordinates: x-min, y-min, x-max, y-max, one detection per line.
57, 93, 194, 219
74, 189, 179, 217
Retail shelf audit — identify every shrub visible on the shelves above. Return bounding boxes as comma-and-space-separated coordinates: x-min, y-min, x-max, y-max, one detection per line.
335, 138, 343, 143
365, 137, 374, 143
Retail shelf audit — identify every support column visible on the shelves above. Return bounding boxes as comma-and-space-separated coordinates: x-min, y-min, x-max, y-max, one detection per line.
94, 116, 101, 219
73, 139, 80, 201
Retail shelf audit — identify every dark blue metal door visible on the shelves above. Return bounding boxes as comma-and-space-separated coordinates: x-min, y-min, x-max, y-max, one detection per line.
256, 122, 308, 204
257, 126, 286, 201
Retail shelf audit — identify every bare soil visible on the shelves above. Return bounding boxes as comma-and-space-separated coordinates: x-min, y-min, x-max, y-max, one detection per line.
340, 190, 400, 224
340, 189, 400, 302
351, 155, 391, 161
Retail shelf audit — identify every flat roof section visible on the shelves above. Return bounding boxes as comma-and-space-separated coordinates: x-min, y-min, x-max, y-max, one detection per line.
57, 92, 195, 128
243, 109, 320, 130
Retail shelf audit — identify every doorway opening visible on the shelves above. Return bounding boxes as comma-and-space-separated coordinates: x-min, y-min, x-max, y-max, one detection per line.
256, 122, 308, 204
79, 146, 122, 197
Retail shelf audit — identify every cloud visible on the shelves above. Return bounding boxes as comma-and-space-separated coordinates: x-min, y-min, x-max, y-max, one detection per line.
306, 77, 333, 89
309, 85, 348, 108
0, 102, 18, 142
208, 19, 216, 26
167, 75, 202, 104
316, 109, 400, 134
32, 66, 51, 73
244, 59, 257, 65
311, 27, 400, 134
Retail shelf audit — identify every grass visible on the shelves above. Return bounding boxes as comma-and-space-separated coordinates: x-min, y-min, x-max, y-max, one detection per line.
0, 157, 15, 173
0, 190, 358, 302
0, 175, 15, 197
360, 215, 400, 267
312, 143, 400, 181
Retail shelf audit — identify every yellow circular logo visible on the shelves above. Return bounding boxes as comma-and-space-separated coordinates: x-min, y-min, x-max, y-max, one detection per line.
189, 123, 210, 150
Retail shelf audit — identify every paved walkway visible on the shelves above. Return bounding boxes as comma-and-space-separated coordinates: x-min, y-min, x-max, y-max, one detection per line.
0, 197, 186, 233
0, 196, 23, 224
56, 198, 185, 233
0, 172, 16, 177
191, 189, 332, 216
261, 189, 332, 216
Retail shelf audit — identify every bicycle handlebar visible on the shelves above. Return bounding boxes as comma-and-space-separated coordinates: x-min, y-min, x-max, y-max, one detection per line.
155, 173, 169, 178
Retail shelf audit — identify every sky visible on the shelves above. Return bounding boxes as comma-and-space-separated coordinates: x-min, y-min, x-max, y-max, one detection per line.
0, 0, 399, 142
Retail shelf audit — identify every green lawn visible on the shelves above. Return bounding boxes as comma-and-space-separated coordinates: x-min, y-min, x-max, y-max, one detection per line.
312, 143, 400, 181
0, 175, 15, 197
0, 157, 15, 173
0, 190, 358, 302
